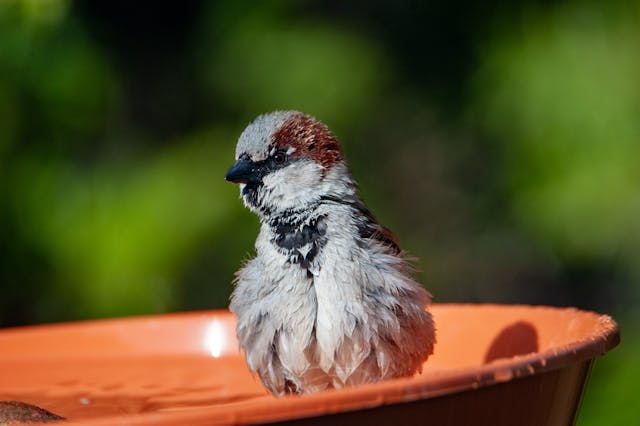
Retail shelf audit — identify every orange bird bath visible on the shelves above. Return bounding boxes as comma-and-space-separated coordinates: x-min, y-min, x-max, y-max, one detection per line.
0, 304, 619, 426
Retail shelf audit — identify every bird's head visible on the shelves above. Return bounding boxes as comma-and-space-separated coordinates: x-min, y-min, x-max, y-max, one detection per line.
225, 111, 349, 217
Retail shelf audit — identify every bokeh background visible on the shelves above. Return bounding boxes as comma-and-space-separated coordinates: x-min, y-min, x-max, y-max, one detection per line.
0, 0, 638, 423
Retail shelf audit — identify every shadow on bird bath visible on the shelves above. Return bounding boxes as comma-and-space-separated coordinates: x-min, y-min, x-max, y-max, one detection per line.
484, 321, 539, 364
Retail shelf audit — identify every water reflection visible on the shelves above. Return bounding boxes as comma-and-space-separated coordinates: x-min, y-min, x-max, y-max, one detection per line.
204, 320, 227, 358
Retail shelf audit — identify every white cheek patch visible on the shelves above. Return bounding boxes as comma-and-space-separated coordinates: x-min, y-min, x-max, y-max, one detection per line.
262, 161, 324, 209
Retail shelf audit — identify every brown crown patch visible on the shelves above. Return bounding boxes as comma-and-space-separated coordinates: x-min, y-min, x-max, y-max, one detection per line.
272, 113, 344, 170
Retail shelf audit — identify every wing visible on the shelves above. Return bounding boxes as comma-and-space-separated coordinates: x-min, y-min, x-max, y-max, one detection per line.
319, 195, 402, 255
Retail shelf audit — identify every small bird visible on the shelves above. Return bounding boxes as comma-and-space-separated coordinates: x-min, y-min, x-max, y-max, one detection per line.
225, 111, 435, 396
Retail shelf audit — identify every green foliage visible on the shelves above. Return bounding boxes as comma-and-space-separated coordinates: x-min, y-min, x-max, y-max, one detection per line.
475, 2, 640, 263
0, 0, 115, 142
9, 130, 242, 317
200, 2, 388, 130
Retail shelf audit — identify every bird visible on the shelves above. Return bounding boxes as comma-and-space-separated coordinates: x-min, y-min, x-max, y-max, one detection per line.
225, 111, 435, 396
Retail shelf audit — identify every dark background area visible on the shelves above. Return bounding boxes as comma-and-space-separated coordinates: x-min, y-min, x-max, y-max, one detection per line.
0, 1, 638, 423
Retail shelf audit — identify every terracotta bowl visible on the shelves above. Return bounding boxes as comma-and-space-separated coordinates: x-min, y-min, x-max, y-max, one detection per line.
0, 304, 619, 426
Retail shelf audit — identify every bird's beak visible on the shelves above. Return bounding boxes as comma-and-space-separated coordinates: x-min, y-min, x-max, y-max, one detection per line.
225, 157, 256, 184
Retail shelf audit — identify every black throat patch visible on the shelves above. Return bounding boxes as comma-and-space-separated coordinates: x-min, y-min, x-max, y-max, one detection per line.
270, 214, 328, 274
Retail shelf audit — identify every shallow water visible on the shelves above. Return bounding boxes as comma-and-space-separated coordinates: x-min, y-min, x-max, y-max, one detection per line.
0, 356, 269, 420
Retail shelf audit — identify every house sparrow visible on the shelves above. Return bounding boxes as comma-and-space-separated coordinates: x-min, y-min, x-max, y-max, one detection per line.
225, 111, 435, 396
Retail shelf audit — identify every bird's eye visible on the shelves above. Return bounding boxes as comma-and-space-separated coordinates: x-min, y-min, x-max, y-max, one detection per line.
273, 152, 286, 164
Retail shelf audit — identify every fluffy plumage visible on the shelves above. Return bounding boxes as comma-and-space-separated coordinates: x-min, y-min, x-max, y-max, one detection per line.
226, 111, 435, 396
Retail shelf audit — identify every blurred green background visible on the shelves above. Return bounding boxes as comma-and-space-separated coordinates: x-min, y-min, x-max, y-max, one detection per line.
0, 0, 637, 423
